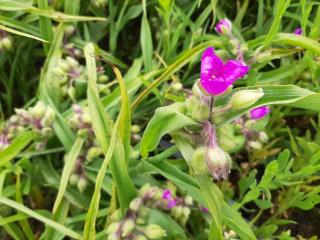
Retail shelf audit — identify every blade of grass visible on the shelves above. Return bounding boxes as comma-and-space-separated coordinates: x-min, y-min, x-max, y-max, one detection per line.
52, 138, 84, 213
111, 65, 131, 163
15, 167, 35, 240
0, 131, 34, 167
85, 43, 136, 213
0, 24, 47, 42
82, 116, 119, 239
0, 197, 82, 239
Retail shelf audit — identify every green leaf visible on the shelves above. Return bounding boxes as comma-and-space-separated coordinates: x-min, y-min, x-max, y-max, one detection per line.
0, 1, 106, 22
0, 24, 47, 42
249, 33, 320, 55
0, 197, 82, 240
264, 0, 291, 47
0, 131, 34, 167
85, 43, 136, 213
140, 0, 153, 72
111, 65, 131, 163
216, 85, 320, 125
222, 203, 257, 240
140, 102, 197, 158
52, 138, 84, 213
83, 119, 119, 239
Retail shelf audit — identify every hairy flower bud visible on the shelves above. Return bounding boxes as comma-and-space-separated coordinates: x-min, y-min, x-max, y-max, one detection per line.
69, 173, 80, 185
191, 147, 208, 175
77, 177, 88, 193
121, 219, 135, 237
186, 96, 210, 122
87, 146, 102, 162
206, 147, 232, 181
144, 224, 166, 239
215, 19, 232, 35
130, 198, 143, 212
230, 89, 264, 109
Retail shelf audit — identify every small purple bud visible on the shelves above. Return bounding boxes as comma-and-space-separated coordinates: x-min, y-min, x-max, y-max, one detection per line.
200, 206, 209, 213
215, 19, 232, 35
162, 189, 171, 200
293, 27, 302, 35
249, 106, 270, 120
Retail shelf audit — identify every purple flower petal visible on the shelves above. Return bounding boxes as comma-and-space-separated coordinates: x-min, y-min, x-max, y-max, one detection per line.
201, 47, 223, 78
293, 27, 302, 35
223, 60, 250, 84
162, 189, 171, 200
167, 199, 177, 208
250, 106, 270, 120
200, 48, 231, 95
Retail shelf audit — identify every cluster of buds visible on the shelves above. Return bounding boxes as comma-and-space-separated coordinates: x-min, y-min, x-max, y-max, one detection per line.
91, 0, 108, 8
131, 124, 142, 144
53, 56, 109, 101
0, 30, 12, 51
234, 106, 270, 150
53, 56, 85, 101
68, 104, 102, 192
0, 101, 55, 151
107, 184, 193, 239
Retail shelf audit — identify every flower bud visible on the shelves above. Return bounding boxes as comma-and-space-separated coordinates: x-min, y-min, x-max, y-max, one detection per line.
106, 222, 119, 234
41, 108, 55, 127
144, 224, 166, 239
215, 19, 232, 35
41, 127, 53, 137
192, 80, 208, 97
184, 196, 193, 205
77, 177, 88, 193
82, 112, 92, 124
186, 96, 210, 122
121, 219, 135, 237
60, 61, 71, 72
66, 56, 79, 68
129, 198, 143, 212
77, 129, 89, 138
171, 82, 183, 92
136, 217, 146, 225
131, 125, 141, 133
191, 147, 208, 175
206, 147, 232, 181
87, 146, 102, 162
248, 141, 262, 150
69, 173, 80, 185
139, 184, 151, 196
67, 87, 76, 101
259, 131, 269, 142
171, 206, 183, 219
98, 74, 109, 83
1, 37, 12, 50
30, 102, 46, 119
68, 116, 80, 129
230, 89, 264, 109
249, 106, 270, 120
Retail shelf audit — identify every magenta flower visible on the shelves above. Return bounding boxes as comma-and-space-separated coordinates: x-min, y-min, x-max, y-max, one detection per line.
162, 189, 171, 200
162, 189, 177, 208
167, 199, 177, 208
200, 47, 250, 96
250, 106, 270, 120
215, 19, 232, 35
293, 28, 302, 35
200, 206, 209, 213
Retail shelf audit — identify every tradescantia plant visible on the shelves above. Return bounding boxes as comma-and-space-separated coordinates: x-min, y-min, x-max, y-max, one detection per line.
1, 1, 320, 240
